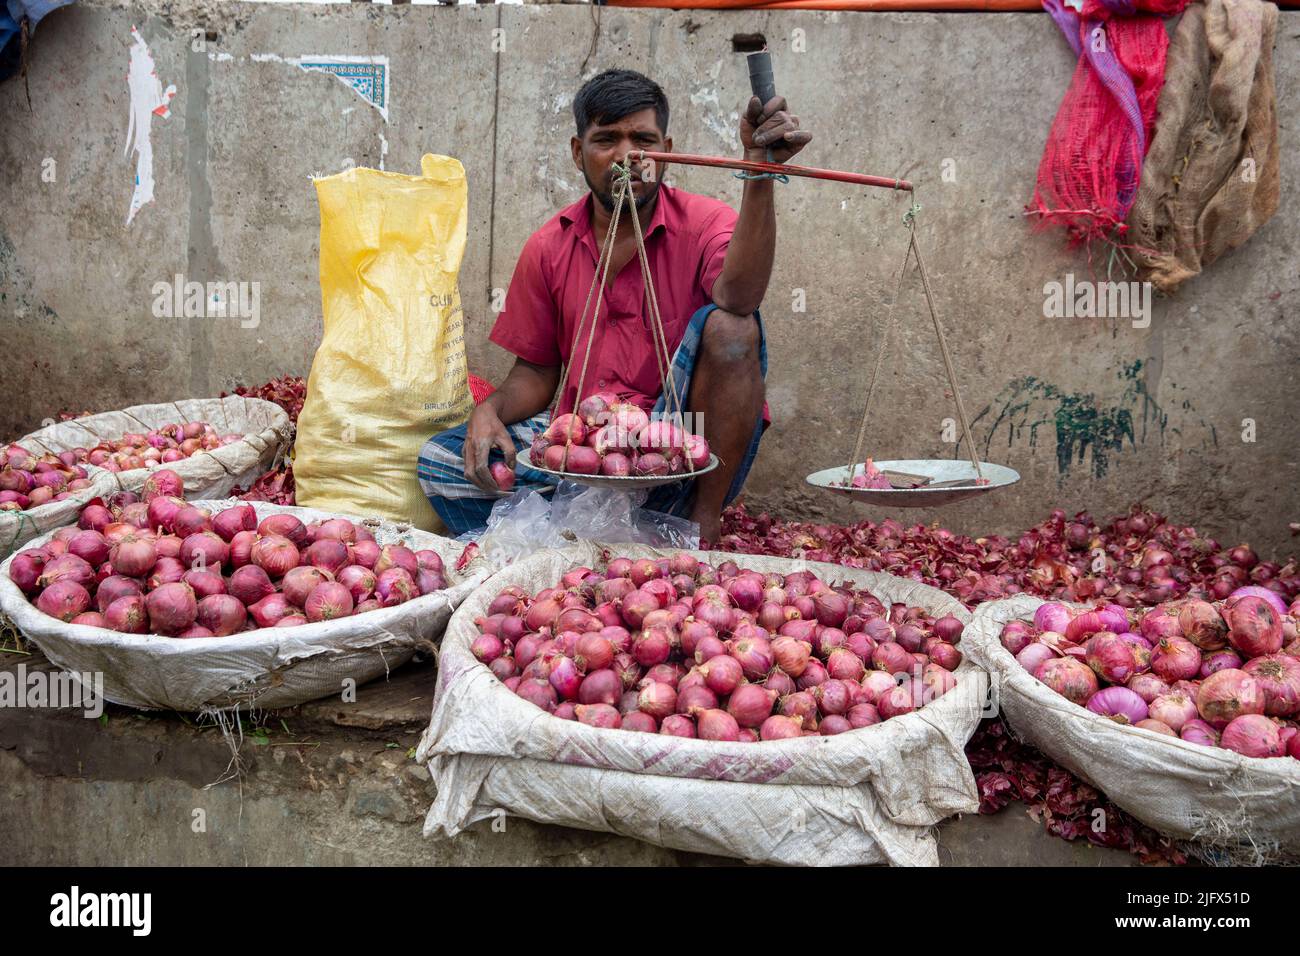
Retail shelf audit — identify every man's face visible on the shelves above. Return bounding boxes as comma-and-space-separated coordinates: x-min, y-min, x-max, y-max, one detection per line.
572, 107, 671, 214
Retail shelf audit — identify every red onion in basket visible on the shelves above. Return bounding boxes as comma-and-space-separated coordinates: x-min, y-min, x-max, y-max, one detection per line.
1197, 669, 1265, 729
1180, 718, 1219, 747
693, 708, 740, 741
1241, 655, 1300, 717
1220, 714, 1282, 758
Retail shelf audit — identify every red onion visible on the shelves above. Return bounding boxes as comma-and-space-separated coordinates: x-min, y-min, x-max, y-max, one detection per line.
1150, 636, 1201, 683
660, 714, 696, 737
1200, 649, 1243, 678
251, 535, 299, 578
71, 611, 107, 628
1181, 718, 1220, 747
350, 540, 381, 570
613, 653, 643, 690
729, 635, 773, 681
335, 565, 377, 603
814, 679, 852, 716
171, 506, 212, 540
1139, 609, 1182, 643
196, 594, 247, 636
548, 656, 582, 701
303, 581, 354, 622
1197, 669, 1265, 729
1065, 610, 1107, 643
1034, 603, 1072, 635
877, 685, 916, 720
7, 550, 47, 594
847, 703, 881, 728
304, 539, 349, 576
182, 569, 225, 600
1147, 692, 1198, 733
933, 614, 964, 643
1228, 585, 1287, 617
36, 580, 91, 622
249, 593, 295, 628
146, 557, 186, 590
1082, 632, 1136, 684
632, 627, 672, 668
871, 641, 913, 676
921, 663, 958, 700
111, 535, 158, 578
701, 655, 743, 696
179, 532, 228, 571
577, 669, 622, 706
1136, 719, 1176, 736
229, 530, 257, 568
105, 594, 148, 633
638, 681, 677, 720
95, 575, 143, 613
1176, 600, 1228, 651
622, 711, 658, 733
724, 575, 763, 613
759, 715, 804, 740
1220, 714, 1282, 758
795, 659, 829, 691
141, 468, 184, 502
68, 530, 110, 567
1126, 672, 1170, 703
375, 568, 417, 606
694, 708, 740, 741
1034, 658, 1098, 705
517, 679, 558, 712
212, 504, 257, 542
759, 639, 813, 689
489, 656, 517, 680
145, 582, 197, 634
860, 671, 896, 705
812, 590, 848, 628
573, 702, 620, 727
1224, 596, 1283, 659
819, 715, 852, 735
1241, 655, 1300, 717
825, 648, 865, 682
38, 554, 95, 590
229, 565, 276, 607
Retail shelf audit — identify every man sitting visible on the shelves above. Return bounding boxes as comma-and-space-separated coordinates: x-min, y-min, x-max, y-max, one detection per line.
418, 68, 810, 544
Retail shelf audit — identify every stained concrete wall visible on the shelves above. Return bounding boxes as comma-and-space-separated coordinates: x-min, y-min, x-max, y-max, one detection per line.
1, 2, 1297, 553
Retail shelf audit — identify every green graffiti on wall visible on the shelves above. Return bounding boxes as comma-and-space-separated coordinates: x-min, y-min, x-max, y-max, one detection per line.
967, 361, 1208, 479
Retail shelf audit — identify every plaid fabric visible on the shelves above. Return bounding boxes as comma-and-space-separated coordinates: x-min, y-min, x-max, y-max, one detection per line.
417, 303, 768, 536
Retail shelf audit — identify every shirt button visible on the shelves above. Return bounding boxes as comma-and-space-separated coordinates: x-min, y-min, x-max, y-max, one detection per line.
598, 380, 607, 388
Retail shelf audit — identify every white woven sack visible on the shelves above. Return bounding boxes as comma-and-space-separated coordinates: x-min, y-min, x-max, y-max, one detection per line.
0, 500, 489, 712
0, 467, 118, 560
419, 545, 985, 866
967, 595, 1300, 859
14, 396, 292, 504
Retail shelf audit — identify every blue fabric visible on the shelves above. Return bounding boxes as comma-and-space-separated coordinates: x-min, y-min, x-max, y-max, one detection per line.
417, 303, 768, 536
7, 0, 75, 30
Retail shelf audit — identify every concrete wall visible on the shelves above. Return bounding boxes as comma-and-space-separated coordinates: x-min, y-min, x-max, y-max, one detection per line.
2, 2, 1297, 553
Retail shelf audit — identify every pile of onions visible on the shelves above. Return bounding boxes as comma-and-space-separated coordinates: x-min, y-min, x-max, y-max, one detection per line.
473, 554, 964, 740
6, 470, 449, 637
75, 421, 245, 473
0, 445, 96, 511
1001, 596, 1300, 761
718, 503, 1298, 612
527, 395, 711, 482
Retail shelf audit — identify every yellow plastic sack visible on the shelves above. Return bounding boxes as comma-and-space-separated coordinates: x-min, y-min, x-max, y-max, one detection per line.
295, 154, 474, 531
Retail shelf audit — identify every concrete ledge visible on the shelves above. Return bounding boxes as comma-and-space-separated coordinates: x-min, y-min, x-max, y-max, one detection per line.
0, 646, 1135, 866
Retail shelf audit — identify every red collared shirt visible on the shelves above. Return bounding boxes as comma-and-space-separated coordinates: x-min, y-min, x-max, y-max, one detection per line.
490, 185, 737, 416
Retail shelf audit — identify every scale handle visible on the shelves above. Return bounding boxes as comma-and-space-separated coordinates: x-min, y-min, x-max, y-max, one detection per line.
746, 50, 777, 106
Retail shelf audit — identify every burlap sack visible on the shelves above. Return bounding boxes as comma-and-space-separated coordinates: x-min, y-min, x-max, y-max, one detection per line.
967, 595, 1300, 862
1126, 0, 1279, 292
418, 546, 986, 866
0, 500, 488, 712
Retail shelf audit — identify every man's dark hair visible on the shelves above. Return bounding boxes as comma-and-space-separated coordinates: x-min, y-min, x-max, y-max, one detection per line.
573, 69, 669, 138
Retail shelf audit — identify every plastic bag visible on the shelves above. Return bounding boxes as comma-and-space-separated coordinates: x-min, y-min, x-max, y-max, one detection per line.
294, 154, 474, 532
459, 482, 698, 572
